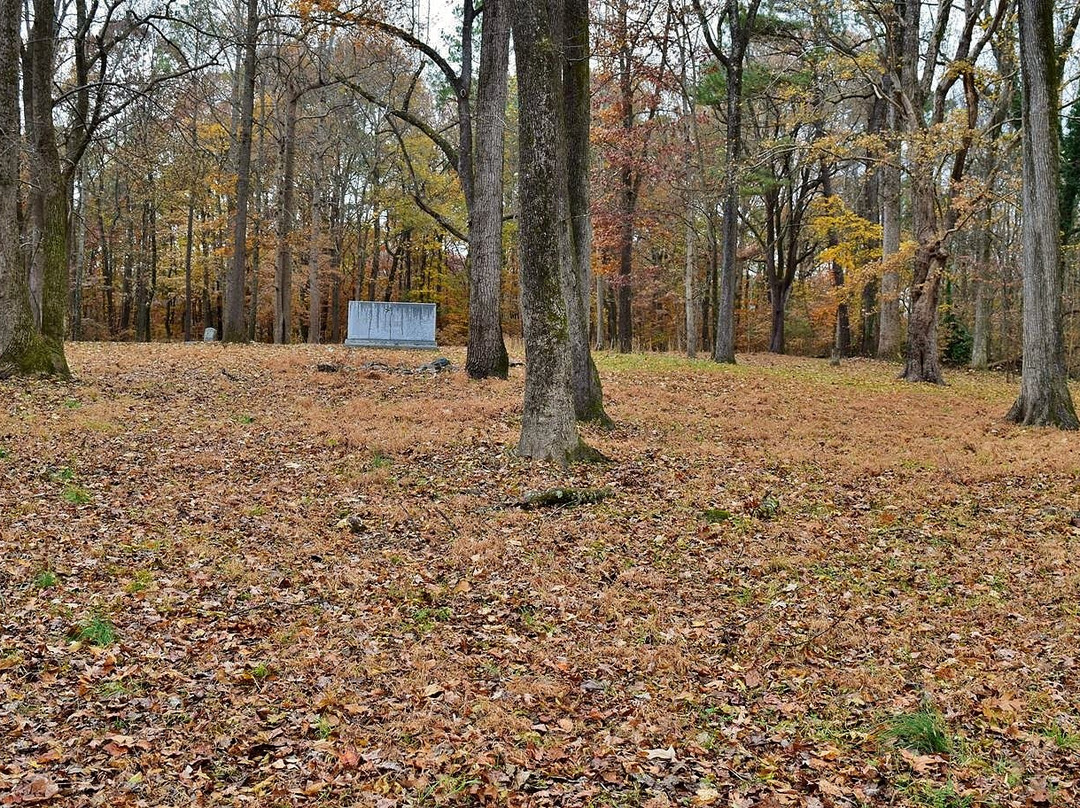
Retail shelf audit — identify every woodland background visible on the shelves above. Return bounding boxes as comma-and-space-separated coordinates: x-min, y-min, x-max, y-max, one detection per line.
41, 0, 1075, 368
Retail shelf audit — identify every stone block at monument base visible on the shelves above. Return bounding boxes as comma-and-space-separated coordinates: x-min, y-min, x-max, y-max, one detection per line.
344, 301, 437, 349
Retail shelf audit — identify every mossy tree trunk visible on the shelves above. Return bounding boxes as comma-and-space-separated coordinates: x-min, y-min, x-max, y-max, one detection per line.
510, 0, 596, 463
8, 0, 69, 376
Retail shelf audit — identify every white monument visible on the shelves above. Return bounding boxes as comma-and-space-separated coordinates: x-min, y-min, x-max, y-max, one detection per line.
345, 301, 437, 349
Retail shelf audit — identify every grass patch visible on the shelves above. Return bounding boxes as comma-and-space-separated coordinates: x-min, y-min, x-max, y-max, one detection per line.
885, 708, 953, 754
62, 484, 91, 504
33, 569, 58, 589
125, 570, 154, 594
76, 614, 117, 647
1042, 723, 1080, 751
411, 606, 451, 633
904, 780, 974, 808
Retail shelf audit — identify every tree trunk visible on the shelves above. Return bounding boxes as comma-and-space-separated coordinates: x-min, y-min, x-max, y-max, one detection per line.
563, 0, 608, 423
510, 0, 594, 463
184, 186, 196, 341
714, 61, 742, 364
768, 283, 786, 354
12, 0, 69, 375
0, 0, 36, 372
273, 90, 298, 344
685, 208, 697, 359
877, 91, 902, 360
971, 216, 992, 370
594, 273, 605, 350
224, 0, 258, 343
308, 181, 321, 344
70, 166, 86, 341
1007, 0, 1078, 428
466, 0, 511, 379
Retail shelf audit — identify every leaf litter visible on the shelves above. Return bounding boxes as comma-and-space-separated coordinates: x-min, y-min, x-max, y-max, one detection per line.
1, 344, 1078, 807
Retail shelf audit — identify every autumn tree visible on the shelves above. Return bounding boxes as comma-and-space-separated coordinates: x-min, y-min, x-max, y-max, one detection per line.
694, 0, 762, 364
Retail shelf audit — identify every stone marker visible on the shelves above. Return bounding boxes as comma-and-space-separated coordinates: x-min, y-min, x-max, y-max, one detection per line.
344, 301, 437, 349
203, 327, 216, 342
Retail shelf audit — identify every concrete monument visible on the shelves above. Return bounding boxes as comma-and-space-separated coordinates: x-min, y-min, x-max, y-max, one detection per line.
344, 301, 437, 349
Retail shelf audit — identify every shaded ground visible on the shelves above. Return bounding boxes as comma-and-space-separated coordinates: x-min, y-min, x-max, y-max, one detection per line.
2, 343, 1079, 807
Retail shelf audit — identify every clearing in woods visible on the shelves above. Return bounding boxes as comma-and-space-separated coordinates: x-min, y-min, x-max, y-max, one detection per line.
1, 343, 1078, 807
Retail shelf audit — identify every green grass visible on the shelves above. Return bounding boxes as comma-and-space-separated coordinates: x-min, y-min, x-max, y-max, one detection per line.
125, 570, 154, 594
411, 606, 451, 633
62, 484, 91, 504
1042, 723, 1080, 751
370, 450, 392, 469
904, 780, 974, 808
33, 569, 58, 589
77, 615, 117, 647
250, 661, 271, 681
885, 708, 953, 754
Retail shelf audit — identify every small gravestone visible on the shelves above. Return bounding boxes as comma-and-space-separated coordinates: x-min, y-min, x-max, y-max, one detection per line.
345, 302, 437, 349
203, 327, 217, 342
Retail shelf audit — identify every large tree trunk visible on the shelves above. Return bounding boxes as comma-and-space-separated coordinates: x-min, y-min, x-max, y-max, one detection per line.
11, 0, 69, 375
901, 165, 945, 384
510, 0, 593, 463
224, 0, 258, 343
0, 0, 35, 372
1007, 0, 1078, 428
563, 0, 608, 423
466, 0, 511, 379
768, 283, 786, 354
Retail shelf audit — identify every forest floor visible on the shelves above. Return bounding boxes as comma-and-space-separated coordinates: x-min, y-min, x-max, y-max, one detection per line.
1, 344, 1079, 808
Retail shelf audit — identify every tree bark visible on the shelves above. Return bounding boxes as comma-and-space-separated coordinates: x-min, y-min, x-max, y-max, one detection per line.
1007, 0, 1078, 428
563, 0, 608, 423
0, 0, 35, 373
273, 89, 299, 344
714, 60, 742, 364
693, 0, 761, 364
877, 79, 902, 360
308, 180, 321, 344
466, 0, 511, 379
685, 207, 697, 359
510, 0, 595, 463
224, 0, 258, 342
13, 0, 69, 375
